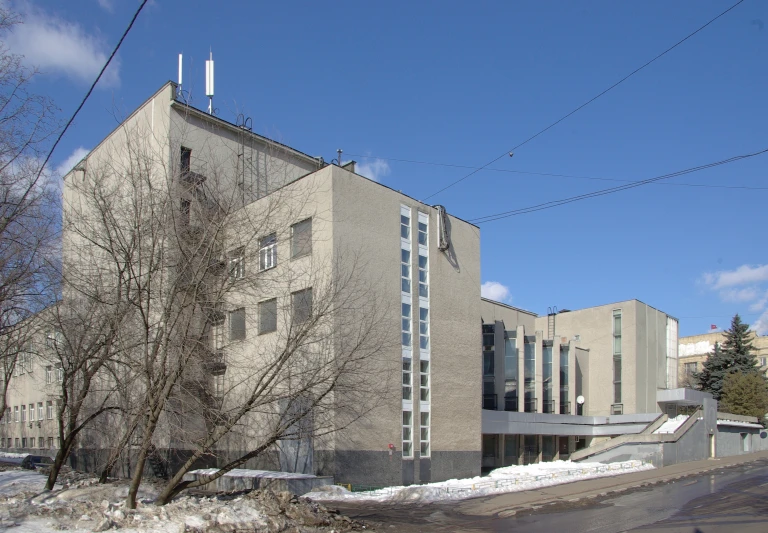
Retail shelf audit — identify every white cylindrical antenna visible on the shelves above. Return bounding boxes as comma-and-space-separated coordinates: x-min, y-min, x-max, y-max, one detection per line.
205, 50, 214, 114
177, 53, 183, 95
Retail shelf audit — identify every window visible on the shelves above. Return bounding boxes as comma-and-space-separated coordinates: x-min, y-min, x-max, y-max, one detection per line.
14, 438, 19, 448
402, 411, 413, 458
258, 233, 277, 271
420, 412, 430, 457
211, 316, 225, 350
760, 357, 767, 367
418, 220, 428, 246
5, 407, 10, 423
400, 214, 410, 240
559, 346, 569, 414
37, 403, 43, 421
21, 438, 26, 449
46, 366, 53, 384
524, 343, 536, 412
613, 310, 622, 405
47, 437, 53, 449
401, 249, 411, 293
401, 303, 412, 347
229, 308, 246, 341
291, 218, 312, 258
214, 374, 225, 398
684, 362, 698, 375
229, 247, 245, 280
21, 406, 26, 423
418, 255, 428, 298
14, 406, 18, 422
505, 335, 518, 411
180, 199, 191, 226
56, 364, 64, 382
402, 359, 412, 400
419, 360, 430, 402
28, 404, 34, 422
38, 437, 43, 449
258, 299, 277, 334
483, 351, 494, 376
292, 288, 312, 324
180, 146, 191, 173
46, 401, 53, 420
419, 307, 430, 351
543, 345, 553, 413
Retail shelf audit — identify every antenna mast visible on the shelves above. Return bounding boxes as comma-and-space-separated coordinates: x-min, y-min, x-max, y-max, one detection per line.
177, 53, 183, 97
205, 50, 215, 114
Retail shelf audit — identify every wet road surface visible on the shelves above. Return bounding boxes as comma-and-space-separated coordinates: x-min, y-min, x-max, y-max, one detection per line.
336, 459, 768, 532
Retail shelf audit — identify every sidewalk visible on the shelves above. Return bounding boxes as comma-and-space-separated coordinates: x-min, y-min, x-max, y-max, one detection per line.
455, 450, 768, 517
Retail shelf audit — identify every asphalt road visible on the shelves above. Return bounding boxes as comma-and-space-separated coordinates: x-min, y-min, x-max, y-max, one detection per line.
338, 459, 768, 532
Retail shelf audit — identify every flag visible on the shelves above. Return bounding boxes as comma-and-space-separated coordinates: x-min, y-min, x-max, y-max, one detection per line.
710, 324, 717, 330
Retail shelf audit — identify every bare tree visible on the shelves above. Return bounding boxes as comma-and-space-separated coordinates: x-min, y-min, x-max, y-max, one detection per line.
0, 6, 59, 422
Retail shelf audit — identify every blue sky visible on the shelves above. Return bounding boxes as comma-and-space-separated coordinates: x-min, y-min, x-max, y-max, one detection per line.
8, 0, 768, 336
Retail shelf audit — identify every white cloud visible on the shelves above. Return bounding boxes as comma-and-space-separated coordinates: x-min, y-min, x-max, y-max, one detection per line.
97, 0, 114, 12
702, 264, 768, 290
355, 159, 390, 182
54, 147, 89, 179
481, 281, 511, 303
754, 309, 768, 336
749, 291, 768, 313
719, 287, 760, 303
6, 5, 120, 87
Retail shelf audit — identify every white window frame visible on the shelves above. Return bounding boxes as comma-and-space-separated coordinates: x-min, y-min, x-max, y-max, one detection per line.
258, 233, 277, 271
37, 403, 43, 421
21, 405, 26, 423
46, 401, 53, 420
402, 410, 413, 458
402, 358, 413, 402
229, 247, 245, 280
28, 404, 34, 422
419, 360, 430, 402
420, 410, 431, 457
401, 302, 412, 348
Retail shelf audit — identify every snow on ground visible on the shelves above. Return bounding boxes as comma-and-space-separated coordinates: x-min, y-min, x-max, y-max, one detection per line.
306, 459, 654, 503
0, 468, 368, 532
653, 414, 689, 434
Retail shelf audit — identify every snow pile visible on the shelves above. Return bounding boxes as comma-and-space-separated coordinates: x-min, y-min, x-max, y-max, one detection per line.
0, 452, 30, 459
653, 414, 689, 434
306, 459, 653, 503
0, 469, 370, 532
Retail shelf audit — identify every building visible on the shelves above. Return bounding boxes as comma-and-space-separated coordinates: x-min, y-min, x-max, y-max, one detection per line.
678, 331, 768, 387
479, 299, 682, 469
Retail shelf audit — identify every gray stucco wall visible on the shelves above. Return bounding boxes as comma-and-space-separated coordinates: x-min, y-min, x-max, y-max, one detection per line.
717, 426, 768, 456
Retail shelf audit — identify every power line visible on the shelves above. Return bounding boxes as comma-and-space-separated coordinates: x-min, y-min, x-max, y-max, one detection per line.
345, 152, 768, 191
422, 0, 747, 201
36, 0, 149, 184
469, 147, 768, 224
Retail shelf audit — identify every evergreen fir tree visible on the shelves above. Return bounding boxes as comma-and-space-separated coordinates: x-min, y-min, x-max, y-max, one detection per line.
696, 314, 762, 400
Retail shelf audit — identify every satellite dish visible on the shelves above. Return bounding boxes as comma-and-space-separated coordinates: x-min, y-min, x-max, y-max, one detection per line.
576, 395, 585, 405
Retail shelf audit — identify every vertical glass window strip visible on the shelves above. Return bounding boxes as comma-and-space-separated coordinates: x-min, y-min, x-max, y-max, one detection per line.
259, 233, 277, 271
401, 250, 411, 293
402, 359, 412, 400
419, 307, 429, 350
613, 310, 622, 405
402, 411, 413, 458
559, 346, 570, 414
420, 412, 430, 457
418, 255, 428, 298
418, 220, 428, 246
401, 303, 412, 347
400, 214, 410, 240
543, 345, 553, 413
524, 343, 536, 412
420, 360, 430, 402
504, 335, 518, 411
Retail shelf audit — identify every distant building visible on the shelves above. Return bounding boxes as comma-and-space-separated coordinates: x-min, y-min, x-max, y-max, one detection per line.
678, 332, 768, 387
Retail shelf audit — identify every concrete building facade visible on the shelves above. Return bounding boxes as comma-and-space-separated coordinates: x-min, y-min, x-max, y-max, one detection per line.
678, 331, 768, 387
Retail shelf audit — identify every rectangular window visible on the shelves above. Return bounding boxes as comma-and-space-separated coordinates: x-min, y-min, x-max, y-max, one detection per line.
258, 233, 277, 271
483, 351, 495, 376
613, 310, 622, 405
56, 364, 63, 382
684, 362, 698, 375
418, 255, 428, 298
401, 249, 411, 293
21, 437, 26, 449
37, 403, 43, 421
419, 307, 430, 351
418, 220, 428, 246
46, 401, 53, 420
14, 438, 19, 448
292, 288, 313, 324
28, 404, 34, 422
38, 437, 43, 449
401, 302, 412, 347
46, 366, 52, 384
543, 345, 553, 413
420, 411, 430, 457
559, 346, 570, 414
21, 406, 26, 423
229, 308, 246, 341
760, 357, 766, 367
504, 335, 518, 411
419, 360, 430, 402
47, 437, 53, 448
258, 299, 277, 334
524, 343, 536, 412
400, 214, 410, 240
211, 317, 225, 350
229, 247, 245, 280
180, 146, 191, 173
291, 218, 312, 258
402, 411, 413, 458
5, 408, 9, 423
402, 359, 412, 400
14, 406, 18, 422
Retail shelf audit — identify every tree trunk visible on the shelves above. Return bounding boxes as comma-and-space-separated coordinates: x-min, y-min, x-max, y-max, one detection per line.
126, 443, 150, 509
45, 447, 68, 490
